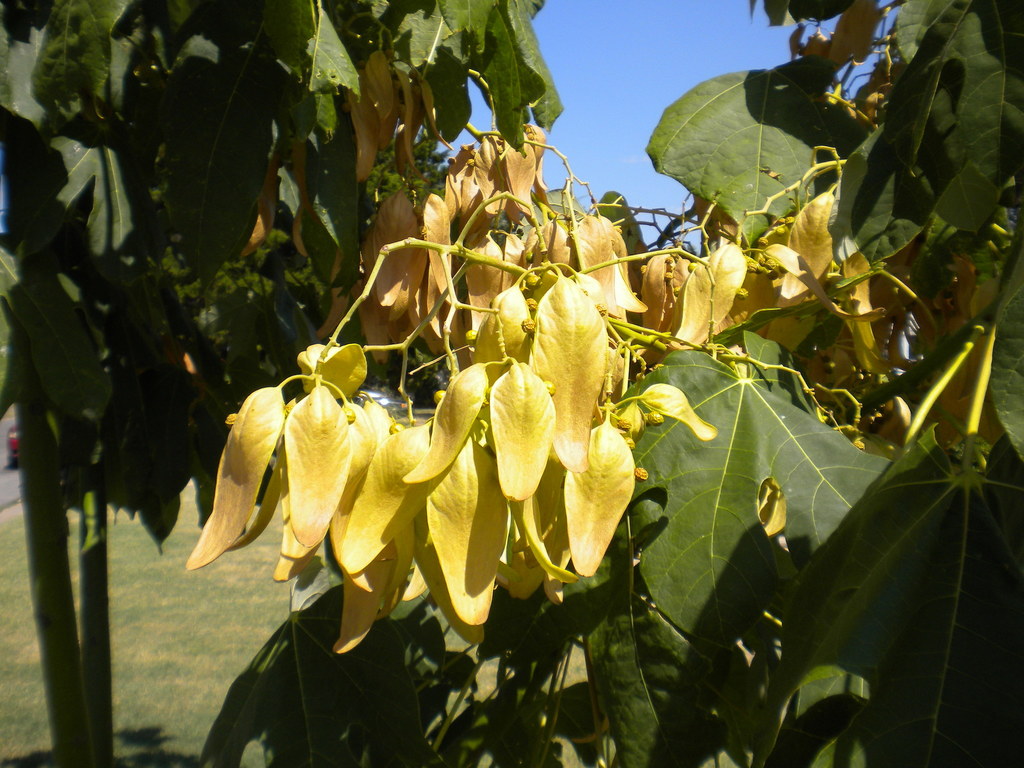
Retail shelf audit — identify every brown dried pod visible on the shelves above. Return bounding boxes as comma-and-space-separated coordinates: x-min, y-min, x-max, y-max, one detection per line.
364, 51, 398, 149
394, 67, 426, 178
347, 87, 380, 182
242, 155, 280, 256
830, 0, 882, 65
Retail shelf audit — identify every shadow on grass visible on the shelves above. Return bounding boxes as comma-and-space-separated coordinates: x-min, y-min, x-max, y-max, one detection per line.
0, 727, 200, 768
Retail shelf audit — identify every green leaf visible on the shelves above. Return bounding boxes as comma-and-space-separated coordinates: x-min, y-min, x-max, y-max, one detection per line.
305, 118, 360, 290
830, 129, 935, 262
0, 4, 48, 125
760, 432, 1024, 767
884, 0, 1024, 232
424, 46, 472, 142
504, 0, 562, 129
992, 284, 1024, 458
439, 0, 494, 44
759, 0, 796, 26
32, 0, 131, 123
264, 0, 317, 74
894, 0, 947, 62
647, 58, 865, 224
161, 38, 286, 286
7, 253, 111, 420
0, 116, 69, 256
50, 132, 161, 283
630, 350, 886, 645
308, 6, 358, 94
590, 599, 731, 768
479, 4, 529, 146
201, 587, 442, 767
984, 435, 1024, 566
787, 0, 854, 21
380, 0, 458, 68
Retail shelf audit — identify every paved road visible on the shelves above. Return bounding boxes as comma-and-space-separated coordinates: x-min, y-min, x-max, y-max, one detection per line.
0, 416, 20, 511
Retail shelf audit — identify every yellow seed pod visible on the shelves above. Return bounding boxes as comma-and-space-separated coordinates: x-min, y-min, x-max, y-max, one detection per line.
489, 362, 556, 500
404, 363, 489, 483
339, 423, 431, 574
412, 515, 484, 645
675, 243, 746, 344
640, 384, 718, 441
564, 417, 636, 578
187, 387, 285, 570
757, 476, 787, 537
426, 439, 508, 625
335, 553, 395, 654
788, 192, 835, 281
615, 400, 646, 443
474, 286, 532, 364
332, 406, 381, 529
511, 495, 577, 585
360, 397, 395, 444
297, 343, 367, 397
505, 549, 547, 600
284, 386, 353, 548
273, 457, 320, 582
532, 276, 609, 473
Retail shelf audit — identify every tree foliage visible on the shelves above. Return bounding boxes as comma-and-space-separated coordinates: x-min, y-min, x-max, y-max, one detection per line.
2, 1, 1024, 766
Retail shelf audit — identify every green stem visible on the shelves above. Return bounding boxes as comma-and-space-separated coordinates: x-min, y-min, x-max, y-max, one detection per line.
79, 464, 112, 767
18, 399, 95, 767
902, 324, 985, 450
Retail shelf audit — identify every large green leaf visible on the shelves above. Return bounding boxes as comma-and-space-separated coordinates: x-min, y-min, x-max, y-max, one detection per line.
379, 0, 458, 68
308, 5, 358, 94
439, 0, 494, 45
992, 284, 1024, 459
0, 4, 48, 125
830, 129, 935, 262
202, 587, 441, 767
590, 599, 732, 768
478, 3, 535, 146
161, 36, 285, 286
647, 58, 865, 224
424, 46, 472, 142
884, 0, 1024, 232
0, 116, 69, 256
32, 0, 131, 123
264, 0, 317, 74
757, 0, 854, 23
304, 119, 360, 289
49, 132, 161, 283
504, 0, 562, 129
630, 349, 887, 645
6, 253, 111, 420
759, 432, 1024, 767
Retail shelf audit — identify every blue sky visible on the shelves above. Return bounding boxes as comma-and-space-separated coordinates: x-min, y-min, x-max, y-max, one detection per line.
499, 1, 800, 214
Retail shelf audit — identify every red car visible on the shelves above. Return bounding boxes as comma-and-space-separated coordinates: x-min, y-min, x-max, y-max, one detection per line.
6, 426, 17, 469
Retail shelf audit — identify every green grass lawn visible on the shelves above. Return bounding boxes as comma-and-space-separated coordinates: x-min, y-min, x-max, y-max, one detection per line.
0, 492, 292, 767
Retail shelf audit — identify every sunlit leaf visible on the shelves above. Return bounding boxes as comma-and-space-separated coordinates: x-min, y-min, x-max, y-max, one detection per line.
630, 349, 886, 645
648, 58, 864, 223
201, 587, 441, 767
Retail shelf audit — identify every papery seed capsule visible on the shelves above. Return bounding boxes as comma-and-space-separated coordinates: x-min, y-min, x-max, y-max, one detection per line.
532, 277, 608, 473
412, 515, 484, 644
426, 440, 507, 625
474, 286, 532, 364
284, 386, 353, 548
564, 418, 635, 578
340, 423, 431, 574
489, 362, 556, 500
405, 363, 489, 483
187, 388, 285, 570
